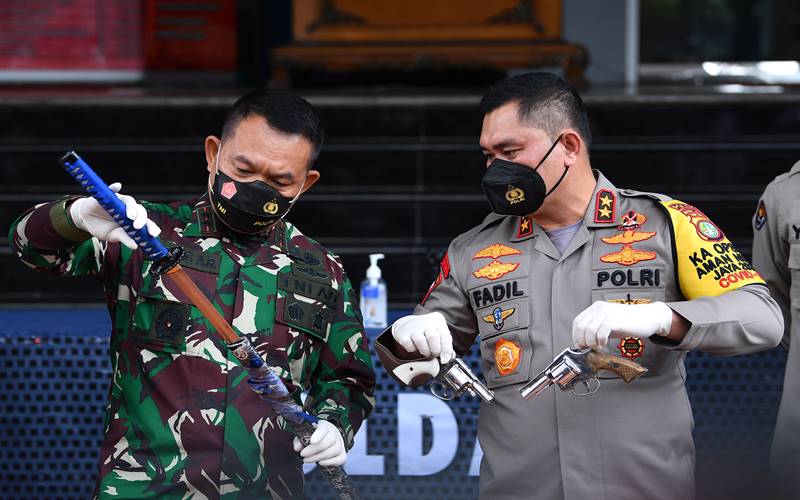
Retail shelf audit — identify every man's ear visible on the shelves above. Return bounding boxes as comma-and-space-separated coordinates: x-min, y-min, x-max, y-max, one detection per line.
300, 169, 321, 195
204, 136, 221, 173
562, 130, 582, 166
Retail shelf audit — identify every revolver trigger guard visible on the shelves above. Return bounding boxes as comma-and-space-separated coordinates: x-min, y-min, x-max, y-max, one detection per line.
430, 381, 455, 401
572, 377, 600, 396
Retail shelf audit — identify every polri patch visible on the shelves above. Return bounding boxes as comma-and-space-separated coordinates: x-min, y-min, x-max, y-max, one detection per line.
755, 200, 767, 230
618, 336, 645, 359
495, 338, 521, 376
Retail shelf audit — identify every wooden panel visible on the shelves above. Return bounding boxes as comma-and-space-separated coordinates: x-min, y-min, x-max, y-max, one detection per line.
292, 0, 562, 42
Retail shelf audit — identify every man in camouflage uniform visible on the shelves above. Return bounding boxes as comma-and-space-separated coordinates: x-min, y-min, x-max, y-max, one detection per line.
376, 73, 783, 499
752, 160, 800, 497
10, 90, 375, 499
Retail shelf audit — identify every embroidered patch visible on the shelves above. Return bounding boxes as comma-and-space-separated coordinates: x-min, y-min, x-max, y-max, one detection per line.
664, 201, 725, 242
421, 252, 450, 305
594, 189, 616, 223
517, 215, 533, 238
606, 293, 653, 305
601, 213, 657, 266
473, 243, 522, 260
505, 185, 526, 206
473, 260, 520, 280
482, 306, 516, 331
618, 337, 645, 359
754, 199, 768, 230
263, 199, 279, 215
221, 181, 237, 199
495, 338, 521, 376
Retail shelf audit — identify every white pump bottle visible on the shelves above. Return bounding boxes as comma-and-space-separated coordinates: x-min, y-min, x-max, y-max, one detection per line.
360, 253, 387, 328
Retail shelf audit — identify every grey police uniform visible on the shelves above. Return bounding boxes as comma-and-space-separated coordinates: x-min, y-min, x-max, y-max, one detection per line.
752, 160, 800, 485
378, 171, 782, 500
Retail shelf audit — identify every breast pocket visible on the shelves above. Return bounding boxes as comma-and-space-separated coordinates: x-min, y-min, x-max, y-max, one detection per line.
273, 271, 338, 387
476, 300, 533, 389
590, 288, 663, 378
129, 263, 216, 358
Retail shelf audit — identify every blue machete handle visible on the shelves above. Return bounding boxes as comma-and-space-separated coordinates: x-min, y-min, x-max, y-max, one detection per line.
59, 151, 169, 261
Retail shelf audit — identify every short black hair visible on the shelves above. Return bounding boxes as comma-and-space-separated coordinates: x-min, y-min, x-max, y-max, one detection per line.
480, 72, 592, 148
222, 89, 324, 167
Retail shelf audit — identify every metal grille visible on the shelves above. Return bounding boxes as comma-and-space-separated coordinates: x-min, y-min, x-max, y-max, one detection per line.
0, 310, 787, 499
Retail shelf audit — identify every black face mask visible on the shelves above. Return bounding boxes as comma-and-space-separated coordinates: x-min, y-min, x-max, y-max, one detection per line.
481, 134, 568, 216
209, 169, 300, 235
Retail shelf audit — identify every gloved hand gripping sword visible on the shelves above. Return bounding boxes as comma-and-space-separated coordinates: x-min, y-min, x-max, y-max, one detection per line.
60, 151, 359, 500
520, 347, 648, 400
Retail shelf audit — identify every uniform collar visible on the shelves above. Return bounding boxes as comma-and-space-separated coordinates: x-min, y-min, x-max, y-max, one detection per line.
182, 194, 289, 255
790, 159, 800, 176
510, 169, 619, 242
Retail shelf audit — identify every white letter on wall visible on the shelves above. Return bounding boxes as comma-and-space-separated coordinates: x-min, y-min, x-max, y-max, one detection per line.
397, 393, 458, 475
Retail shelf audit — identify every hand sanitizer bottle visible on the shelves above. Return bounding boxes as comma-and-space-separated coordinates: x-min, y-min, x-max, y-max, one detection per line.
360, 253, 387, 328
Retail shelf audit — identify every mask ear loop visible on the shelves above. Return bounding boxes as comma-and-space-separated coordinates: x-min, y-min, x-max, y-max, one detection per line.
208, 142, 222, 195
536, 134, 569, 197
280, 176, 307, 221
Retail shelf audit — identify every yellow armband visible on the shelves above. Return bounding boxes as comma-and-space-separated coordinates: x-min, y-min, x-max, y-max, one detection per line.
661, 200, 765, 299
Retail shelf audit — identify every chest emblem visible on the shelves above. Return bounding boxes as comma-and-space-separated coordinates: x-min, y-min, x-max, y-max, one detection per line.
473, 260, 519, 280
618, 337, 645, 359
482, 306, 515, 331
473, 243, 521, 260
607, 294, 652, 305
505, 185, 526, 205
495, 338, 521, 376
600, 210, 657, 266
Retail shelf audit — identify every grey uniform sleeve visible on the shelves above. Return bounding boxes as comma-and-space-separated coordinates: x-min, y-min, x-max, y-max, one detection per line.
752, 186, 791, 348
413, 241, 479, 356
661, 285, 783, 355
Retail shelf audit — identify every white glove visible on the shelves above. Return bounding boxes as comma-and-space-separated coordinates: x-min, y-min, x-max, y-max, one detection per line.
292, 420, 346, 467
69, 182, 161, 250
391, 311, 455, 363
572, 301, 673, 349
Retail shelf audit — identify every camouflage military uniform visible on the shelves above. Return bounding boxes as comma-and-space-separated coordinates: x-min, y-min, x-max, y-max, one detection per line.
10, 195, 376, 499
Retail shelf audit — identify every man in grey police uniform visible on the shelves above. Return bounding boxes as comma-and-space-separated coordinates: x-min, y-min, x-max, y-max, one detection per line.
752, 160, 800, 496
375, 73, 783, 500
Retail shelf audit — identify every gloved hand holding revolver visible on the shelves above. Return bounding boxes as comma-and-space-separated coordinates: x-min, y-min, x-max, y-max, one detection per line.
377, 312, 494, 403
572, 300, 675, 349
391, 311, 456, 363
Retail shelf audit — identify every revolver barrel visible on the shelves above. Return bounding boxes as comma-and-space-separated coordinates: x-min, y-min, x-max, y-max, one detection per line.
520, 375, 553, 400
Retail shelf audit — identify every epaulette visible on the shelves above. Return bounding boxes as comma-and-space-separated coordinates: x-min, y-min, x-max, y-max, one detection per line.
617, 188, 672, 203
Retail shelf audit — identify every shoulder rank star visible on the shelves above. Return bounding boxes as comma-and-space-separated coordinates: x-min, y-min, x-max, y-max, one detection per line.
594, 189, 616, 223
483, 306, 515, 331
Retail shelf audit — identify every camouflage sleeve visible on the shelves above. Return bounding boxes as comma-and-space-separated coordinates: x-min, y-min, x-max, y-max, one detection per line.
9, 197, 113, 278
306, 266, 376, 450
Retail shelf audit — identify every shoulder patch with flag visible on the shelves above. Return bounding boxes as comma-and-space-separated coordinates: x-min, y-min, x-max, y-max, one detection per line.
661, 200, 765, 299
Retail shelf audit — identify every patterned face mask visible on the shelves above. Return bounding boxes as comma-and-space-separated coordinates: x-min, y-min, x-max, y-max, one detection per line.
208, 147, 304, 234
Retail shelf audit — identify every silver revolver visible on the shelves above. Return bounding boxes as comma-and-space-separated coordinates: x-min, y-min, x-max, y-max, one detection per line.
520, 347, 647, 400
389, 355, 494, 403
